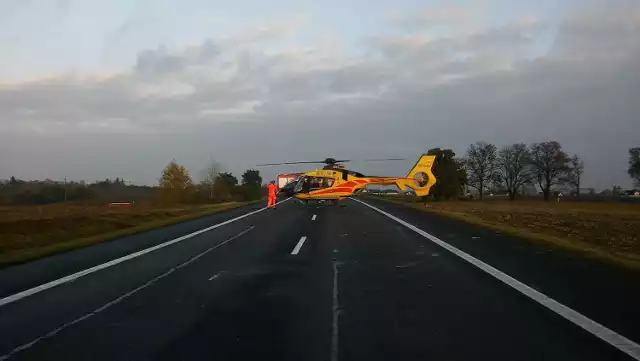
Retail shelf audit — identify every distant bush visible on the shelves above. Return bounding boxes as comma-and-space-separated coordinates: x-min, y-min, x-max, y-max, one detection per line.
231, 185, 264, 202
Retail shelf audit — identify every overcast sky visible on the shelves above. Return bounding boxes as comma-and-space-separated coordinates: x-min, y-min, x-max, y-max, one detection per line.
1, 0, 639, 189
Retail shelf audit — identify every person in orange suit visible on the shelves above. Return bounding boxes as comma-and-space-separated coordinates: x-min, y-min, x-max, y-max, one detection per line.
267, 180, 278, 209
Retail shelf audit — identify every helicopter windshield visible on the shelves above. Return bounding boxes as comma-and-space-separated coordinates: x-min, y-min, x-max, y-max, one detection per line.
293, 177, 304, 193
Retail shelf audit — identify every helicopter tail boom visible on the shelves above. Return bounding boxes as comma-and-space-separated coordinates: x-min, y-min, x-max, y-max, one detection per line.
362, 154, 436, 197
399, 154, 437, 197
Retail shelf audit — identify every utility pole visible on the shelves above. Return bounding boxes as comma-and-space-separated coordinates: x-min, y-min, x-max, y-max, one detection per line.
64, 177, 67, 202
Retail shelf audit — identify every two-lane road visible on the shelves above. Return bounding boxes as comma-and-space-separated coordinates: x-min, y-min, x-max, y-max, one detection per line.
0, 198, 638, 360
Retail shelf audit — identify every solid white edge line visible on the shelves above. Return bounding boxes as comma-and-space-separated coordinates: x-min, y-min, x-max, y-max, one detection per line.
291, 236, 308, 255
0, 198, 291, 308
352, 198, 640, 361
312, 214, 317, 221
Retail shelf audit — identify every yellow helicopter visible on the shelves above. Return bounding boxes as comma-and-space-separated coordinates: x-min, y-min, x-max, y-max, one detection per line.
257, 154, 437, 204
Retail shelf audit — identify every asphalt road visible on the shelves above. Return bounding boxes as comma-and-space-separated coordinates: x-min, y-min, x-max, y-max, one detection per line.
0, 197, 638, 361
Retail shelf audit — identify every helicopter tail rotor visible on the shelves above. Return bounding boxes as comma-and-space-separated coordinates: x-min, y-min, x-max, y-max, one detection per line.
397, 154, 437, 197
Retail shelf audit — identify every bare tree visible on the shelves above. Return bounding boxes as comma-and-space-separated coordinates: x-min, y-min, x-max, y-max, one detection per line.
201, 159, 223, 201
464, 141, 497, 200
529, 141, 570, 201
495, 143, 533, 201
566, 154, 584, 196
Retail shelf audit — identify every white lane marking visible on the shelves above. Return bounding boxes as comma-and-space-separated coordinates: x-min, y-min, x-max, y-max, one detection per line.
312, 214, 317, 221
0, 226, 255, 360
208, 274, 221, 281
291, 236, 308, 255
0, 199, 289, 308
330, 261, 341, 361
352, 198, 640, 361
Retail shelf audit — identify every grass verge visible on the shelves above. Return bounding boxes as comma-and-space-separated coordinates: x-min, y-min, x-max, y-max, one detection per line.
0, 200, 262, 268
361, 195, 640, 270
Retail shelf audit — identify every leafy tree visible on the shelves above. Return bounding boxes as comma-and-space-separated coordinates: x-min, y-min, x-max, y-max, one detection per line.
160, 161, 193, 189
217, 172, 238, 187
241, 169, 262, 187
495, 143, 534, 201
159, 160, 193, 202
214, 172, 238, 201
232, 184, 263, 201
629, 148, 640, 187
9, 176, 17, 185
464, 141, 497, 200
566, 154, 585, 196
426, 148, 466, 200
529, 141, 570, 200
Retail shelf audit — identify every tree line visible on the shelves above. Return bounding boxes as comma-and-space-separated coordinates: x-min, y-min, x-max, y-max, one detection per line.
158, 159, 264, 204
0, 160, 266, 205
425, 142, 639, 201
0, 176, 152, 205
3, 145, 638, 205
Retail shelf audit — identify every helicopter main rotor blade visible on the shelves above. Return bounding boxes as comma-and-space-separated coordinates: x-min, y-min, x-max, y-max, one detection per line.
360, 158, 407, 162
255, 158, 404, 166
256, 159, 352, 166
256, 161, 331, 166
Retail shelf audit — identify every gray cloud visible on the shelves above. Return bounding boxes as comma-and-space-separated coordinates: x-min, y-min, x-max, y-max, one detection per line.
1, 2, 639, 189
135, 46, 187, 76
55, 0, 70, 13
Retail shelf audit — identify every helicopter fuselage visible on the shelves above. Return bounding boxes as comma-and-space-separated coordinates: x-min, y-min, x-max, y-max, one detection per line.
270, 154, 437, 202
280, 168, 420, 201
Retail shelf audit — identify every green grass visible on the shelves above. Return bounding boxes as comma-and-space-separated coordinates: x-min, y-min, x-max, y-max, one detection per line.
361, 195, 640, 270
0, 200, 262, 268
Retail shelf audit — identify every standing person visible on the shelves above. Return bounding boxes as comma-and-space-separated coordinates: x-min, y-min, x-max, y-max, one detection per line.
267, 180, 277, 209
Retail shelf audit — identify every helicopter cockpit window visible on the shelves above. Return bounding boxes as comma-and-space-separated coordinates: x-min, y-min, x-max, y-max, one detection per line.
294, 176, 335, 193
310, 177, 334, 190
323, 177, 335, 188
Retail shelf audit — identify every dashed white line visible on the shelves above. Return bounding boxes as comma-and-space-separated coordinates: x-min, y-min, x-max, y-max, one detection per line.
330, 261, 342, 361
312, 214, 317, 221
352, 198, 640, 361
208, 274, 221, 281
0, 199, 289, 308
291, 236, 308, 255
0, 226, 255, 360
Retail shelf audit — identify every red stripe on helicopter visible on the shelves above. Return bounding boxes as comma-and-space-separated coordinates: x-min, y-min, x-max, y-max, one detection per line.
311, 187, 354, 195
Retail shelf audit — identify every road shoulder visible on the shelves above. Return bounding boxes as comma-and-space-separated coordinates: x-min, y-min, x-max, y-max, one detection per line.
354, 197, 640, 346
0, 201, 271, 299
